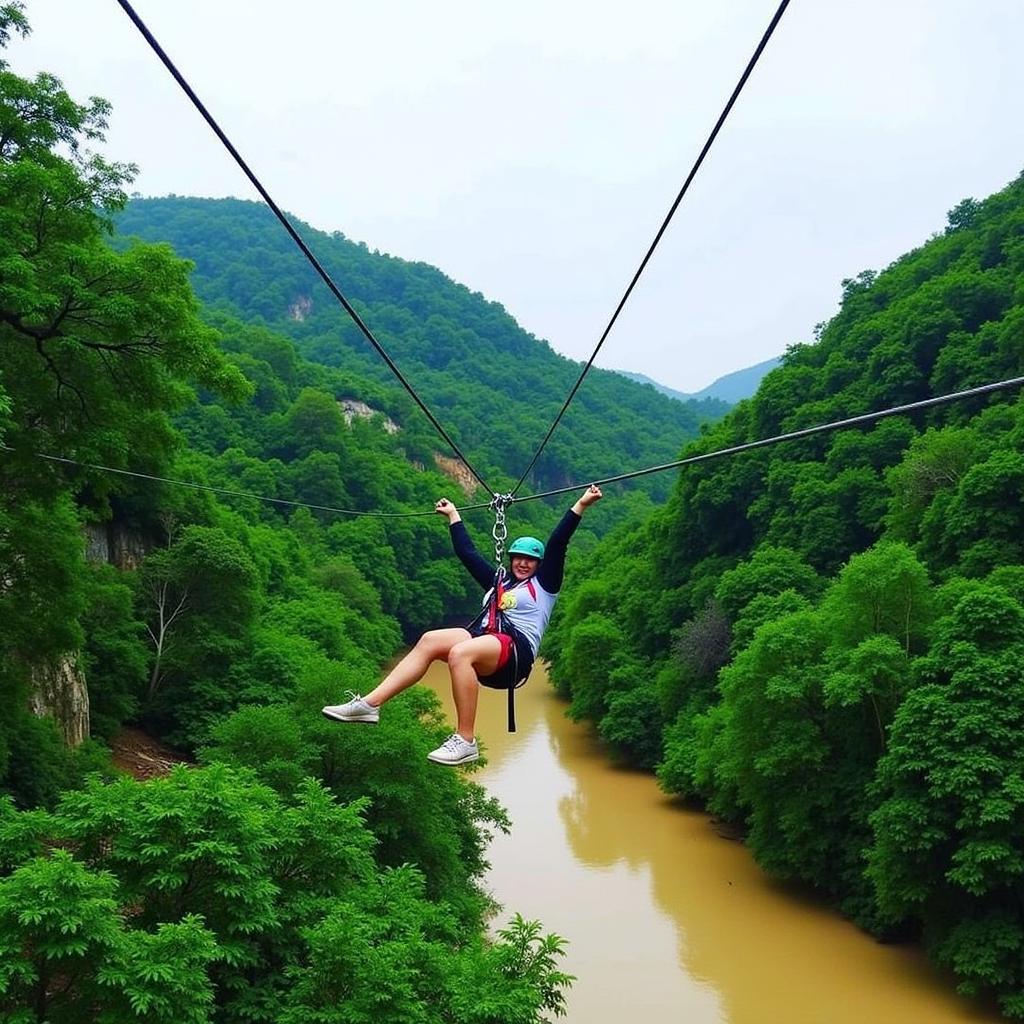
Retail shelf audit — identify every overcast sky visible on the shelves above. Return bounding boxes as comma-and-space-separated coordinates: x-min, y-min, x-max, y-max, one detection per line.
12, 1, 1024, 392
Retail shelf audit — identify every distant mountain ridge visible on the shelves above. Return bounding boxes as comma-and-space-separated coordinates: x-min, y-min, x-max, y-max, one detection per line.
615, 356, 782, 406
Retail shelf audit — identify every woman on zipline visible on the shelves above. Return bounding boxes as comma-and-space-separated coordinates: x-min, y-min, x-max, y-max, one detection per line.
322, 484, 603, 764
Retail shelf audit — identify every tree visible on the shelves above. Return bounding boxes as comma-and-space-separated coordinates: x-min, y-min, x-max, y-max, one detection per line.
0, 760, 570, 1024
713, 545, 821, 621
934, 448, 1024, 575
868, 583, 1024, 1017
277, 389, 347, 461
79, 562, 148, 739
558, 614, 626, 725
0, 5, 248, 780
139, 525, 260, 700
947, 197, 981, 232
885, 425, 980, 542
822, 541, 933, 655
231, 682, 510, 917
0, 849, 217, 1023
0, 151, 248, 491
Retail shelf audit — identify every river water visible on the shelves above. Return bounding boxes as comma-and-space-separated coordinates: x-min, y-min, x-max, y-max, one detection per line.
423, 661, 997, 1024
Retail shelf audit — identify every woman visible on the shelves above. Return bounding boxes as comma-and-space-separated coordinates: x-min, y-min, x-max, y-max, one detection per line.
322, 484, 603, 764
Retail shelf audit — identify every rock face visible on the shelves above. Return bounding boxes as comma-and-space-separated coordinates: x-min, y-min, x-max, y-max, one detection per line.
433, 453, 478, 497
83, 522, 109, 563
29, 655, 90, 748
288, 295, 313, 321
338, 398, 400, 434
83, 521, 150, 569
30, 522, 151, 747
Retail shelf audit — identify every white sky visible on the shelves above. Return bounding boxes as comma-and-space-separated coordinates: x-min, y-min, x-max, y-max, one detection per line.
12, 1, 1024, 392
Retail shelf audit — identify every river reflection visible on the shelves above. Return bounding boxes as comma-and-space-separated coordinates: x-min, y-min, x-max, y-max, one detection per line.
421, 663, 996, 1024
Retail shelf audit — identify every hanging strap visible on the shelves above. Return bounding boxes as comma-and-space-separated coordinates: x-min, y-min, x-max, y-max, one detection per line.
506, 639, 519, 733
485, 576, 518, 732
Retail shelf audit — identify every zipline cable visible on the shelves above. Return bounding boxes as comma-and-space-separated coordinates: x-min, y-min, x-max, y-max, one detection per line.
0, 446, 493, 519
8, 377, 1021, 520
509, 375, 1024, 504
114, 0, 492, 495
509, 0, 791, 497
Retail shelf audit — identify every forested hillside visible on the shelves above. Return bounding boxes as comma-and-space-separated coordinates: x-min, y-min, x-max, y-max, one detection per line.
0, 9, 572, 1020
546, 175, 1024, 1015
114, 196, 727, 500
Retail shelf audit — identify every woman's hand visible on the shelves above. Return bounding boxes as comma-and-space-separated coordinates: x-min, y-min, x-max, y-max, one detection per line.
572, 484, 603, 516
435, 498, 461, 524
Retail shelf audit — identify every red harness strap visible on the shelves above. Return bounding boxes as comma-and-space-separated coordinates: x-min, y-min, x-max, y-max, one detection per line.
487, 574, 504, 633
488, 576, 534, 630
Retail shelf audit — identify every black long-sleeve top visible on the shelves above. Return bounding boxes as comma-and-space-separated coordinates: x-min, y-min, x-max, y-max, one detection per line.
449, 509, 582, 657
449, 509, 581, 592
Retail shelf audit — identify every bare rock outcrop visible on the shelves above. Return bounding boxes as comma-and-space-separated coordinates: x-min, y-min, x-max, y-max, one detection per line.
31, 522, 153, 746
29, 655, 90, 748
338, 398, 400, 434
83, 521, 151, 569
288, 295, 313, 321
433, 453, 478, 497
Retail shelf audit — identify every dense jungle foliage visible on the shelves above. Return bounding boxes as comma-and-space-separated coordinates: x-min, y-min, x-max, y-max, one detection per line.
545, 172, 1024, 1014
0, 8, 575, 1020
113, 196, 728, 501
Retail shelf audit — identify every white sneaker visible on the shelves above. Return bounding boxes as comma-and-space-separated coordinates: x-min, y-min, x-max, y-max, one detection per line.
427, 733, 479, 765
321, 692, 379, 724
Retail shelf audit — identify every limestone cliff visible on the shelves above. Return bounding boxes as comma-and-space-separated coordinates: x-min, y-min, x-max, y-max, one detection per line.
338, 398, 400, 434
83, 521, 150, 570
433, 453, 478, 497
29, 522, 151, 747
29, 655, 90, 747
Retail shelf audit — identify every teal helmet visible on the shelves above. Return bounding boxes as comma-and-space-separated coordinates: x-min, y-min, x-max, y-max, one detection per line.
508, 536, 545, 559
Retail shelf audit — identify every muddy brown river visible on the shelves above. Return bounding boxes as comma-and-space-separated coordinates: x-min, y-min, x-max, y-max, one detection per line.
423, 660, 997, 1024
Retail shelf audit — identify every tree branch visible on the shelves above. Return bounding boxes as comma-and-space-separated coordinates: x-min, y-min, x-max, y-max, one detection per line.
33, 336, 87, 413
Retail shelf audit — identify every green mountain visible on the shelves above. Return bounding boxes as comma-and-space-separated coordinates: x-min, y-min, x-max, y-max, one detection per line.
615, 356, 781, 406
114, 197, 722, 501
546, 175, 1024, 1013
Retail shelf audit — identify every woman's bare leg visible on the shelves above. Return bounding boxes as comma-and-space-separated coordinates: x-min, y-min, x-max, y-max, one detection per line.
363, 628, 471, 706
447, 635, 502, 741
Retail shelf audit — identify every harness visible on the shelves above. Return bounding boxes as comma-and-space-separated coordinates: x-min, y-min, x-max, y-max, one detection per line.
470, 571, 535, 732
473, 493, 533, 732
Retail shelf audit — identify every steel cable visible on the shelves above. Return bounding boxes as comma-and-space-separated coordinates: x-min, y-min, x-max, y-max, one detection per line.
1, 446, 496, 518
509, 375, 1024, 504
509, 0, 792, 496
115, 0, 492, 495
9, 377, 1020, 519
